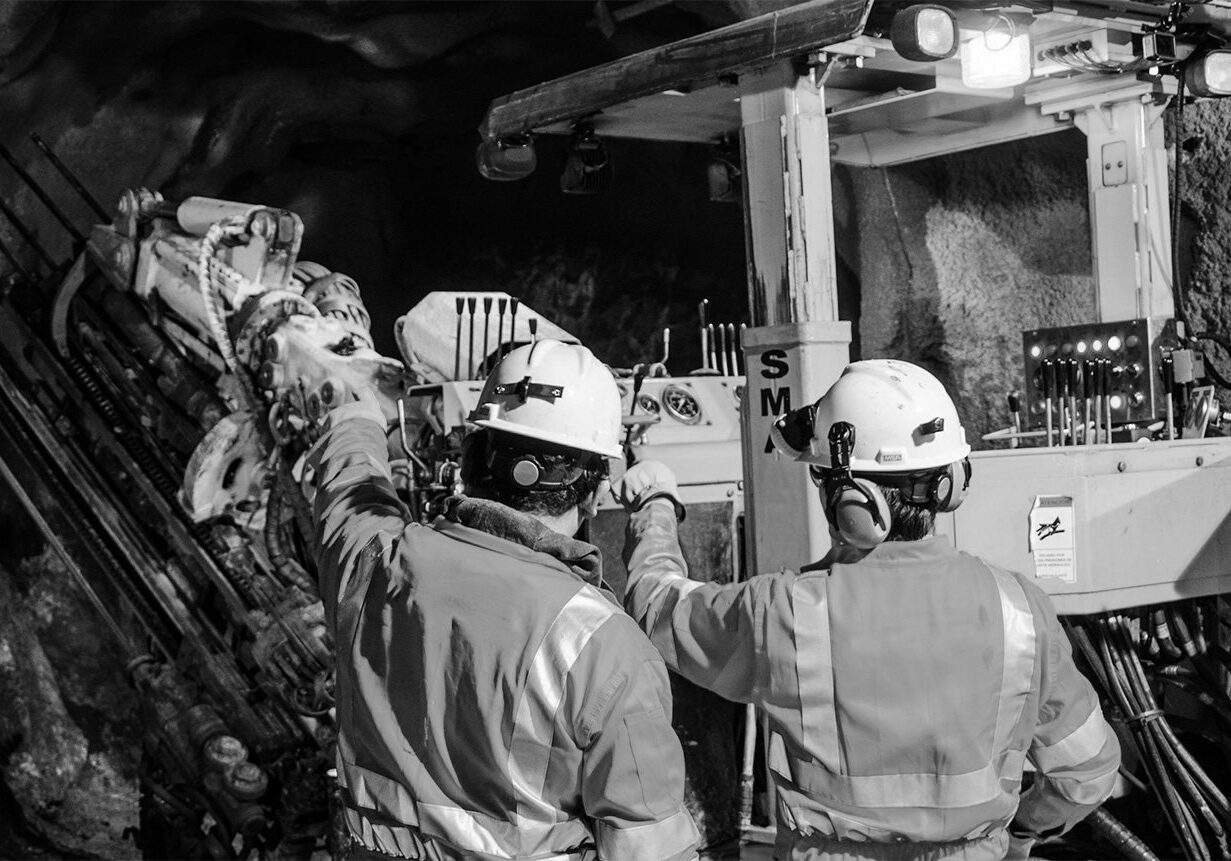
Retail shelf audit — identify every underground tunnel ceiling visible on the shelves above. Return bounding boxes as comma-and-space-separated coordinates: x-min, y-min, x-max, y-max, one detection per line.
0, 0, 770, 366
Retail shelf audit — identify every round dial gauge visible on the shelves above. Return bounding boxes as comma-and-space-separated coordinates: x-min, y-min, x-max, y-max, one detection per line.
662, 385, 701, 424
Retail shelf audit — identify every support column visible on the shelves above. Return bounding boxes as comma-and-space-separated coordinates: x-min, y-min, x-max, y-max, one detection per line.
739, 64, 851, 577
1075, 98, 1174, 321
1031, 79, 1176, 322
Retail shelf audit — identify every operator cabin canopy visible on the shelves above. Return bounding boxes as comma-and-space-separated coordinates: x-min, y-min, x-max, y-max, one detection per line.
476, 0, 1231, 173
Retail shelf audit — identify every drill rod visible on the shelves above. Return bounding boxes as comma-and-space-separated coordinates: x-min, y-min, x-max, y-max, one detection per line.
30, 133, 110, 220
0, 196, 56, 270
0, 233, 35, 283
0, 139, 83, 242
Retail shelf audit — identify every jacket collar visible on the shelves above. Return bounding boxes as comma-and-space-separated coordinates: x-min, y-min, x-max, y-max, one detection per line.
801, 535, 956, 572
439, 496, 605, 589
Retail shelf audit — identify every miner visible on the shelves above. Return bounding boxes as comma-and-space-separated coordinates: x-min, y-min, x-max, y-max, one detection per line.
310, 339, 698, 860
615, 358, 1120, 861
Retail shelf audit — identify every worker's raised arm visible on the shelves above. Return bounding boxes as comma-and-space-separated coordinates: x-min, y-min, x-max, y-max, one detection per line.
1011, 589, 1121, 857
307, 393, 411, 621
615, 461, 767, 704
568, 615, 700, 861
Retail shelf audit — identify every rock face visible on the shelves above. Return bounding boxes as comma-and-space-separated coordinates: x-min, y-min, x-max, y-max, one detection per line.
0, 552, 140, 858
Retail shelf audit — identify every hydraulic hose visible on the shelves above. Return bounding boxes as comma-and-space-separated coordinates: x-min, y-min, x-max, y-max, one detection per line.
1089, 807, 1162, 861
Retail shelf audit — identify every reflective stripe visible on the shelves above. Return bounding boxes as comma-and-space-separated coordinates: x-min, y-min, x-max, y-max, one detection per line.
1032, 705, 1111, 773
780, 748, 1028, 809
345, 809, 589, 861
792, 577, 840, 772
594, 808, 700, 861
987, 567, 1037, 758
509, 586, 616, 828
636, 569, 703, 621
340, 756, 593, 858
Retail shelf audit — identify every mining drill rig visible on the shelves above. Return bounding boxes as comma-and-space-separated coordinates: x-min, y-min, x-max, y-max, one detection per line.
0, 133, 749, 856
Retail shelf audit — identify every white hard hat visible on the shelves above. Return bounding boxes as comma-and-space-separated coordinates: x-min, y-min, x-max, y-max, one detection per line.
775, 359, 970, 472
468, 339, 623, 459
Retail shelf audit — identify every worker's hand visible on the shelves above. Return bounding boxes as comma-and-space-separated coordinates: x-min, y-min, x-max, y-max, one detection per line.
612, 460, 684, 521
1005, 834, 1036, 859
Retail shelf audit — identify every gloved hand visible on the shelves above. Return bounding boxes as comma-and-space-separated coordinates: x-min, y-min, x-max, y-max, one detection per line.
1005, 833, 1036, 859
612, 460, 684, 521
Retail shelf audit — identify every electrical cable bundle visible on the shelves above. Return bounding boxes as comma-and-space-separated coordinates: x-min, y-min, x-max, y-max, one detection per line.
1065, 606, 1231, 861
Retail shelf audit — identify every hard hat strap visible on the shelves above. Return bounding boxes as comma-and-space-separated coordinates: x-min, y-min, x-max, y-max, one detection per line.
492, 376, 564, 404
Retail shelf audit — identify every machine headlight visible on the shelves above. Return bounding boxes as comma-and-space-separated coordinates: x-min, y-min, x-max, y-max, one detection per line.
1186, 50, 1231, 98
891, 5, 959, 62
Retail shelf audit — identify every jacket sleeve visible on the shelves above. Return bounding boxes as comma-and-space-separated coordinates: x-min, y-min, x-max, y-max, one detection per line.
307, 401, 411, 625
1013, 592, 1121, 840
622, 498, 766, 704
568, 618, 699, 861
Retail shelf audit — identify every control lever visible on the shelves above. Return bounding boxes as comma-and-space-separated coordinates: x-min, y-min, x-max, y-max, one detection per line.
717, 323, 729, 375
726, 323, 737, 376
1082, 360, 1094, 447
481, 296, 493, 377
496, 297, 507, 360
509, 298, 520, 349
1042, 359, 1055, 448
453, 296, 464, 381
1007, 391, 1021, 449
699, 299, 710, 371
1100, 357, 1112, 444
1065, 358, 1078, 447
1161, 352, 1176, 441
466, 296, 477, 380
529, 317, 538, 343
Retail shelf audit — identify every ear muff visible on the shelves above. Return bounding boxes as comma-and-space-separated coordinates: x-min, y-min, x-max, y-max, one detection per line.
821, 420, 892, 549
508, 456, 543, 488
930, 457, 971, 513
824, 477, 892, 550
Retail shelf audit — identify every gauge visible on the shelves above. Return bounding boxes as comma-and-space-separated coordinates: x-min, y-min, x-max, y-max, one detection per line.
662, 385, 702, 424
636, 393, 660, 414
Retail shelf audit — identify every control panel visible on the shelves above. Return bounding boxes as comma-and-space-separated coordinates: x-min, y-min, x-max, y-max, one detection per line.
1022, 317, 1179, 433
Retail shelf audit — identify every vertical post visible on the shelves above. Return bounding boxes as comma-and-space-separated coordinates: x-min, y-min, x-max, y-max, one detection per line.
739, 63, 851, 578
1073, 98, 1175, 322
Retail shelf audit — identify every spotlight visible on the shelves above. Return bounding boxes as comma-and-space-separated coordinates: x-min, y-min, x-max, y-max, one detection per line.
707, 139, 741, 203
560, 127, 611, 195
1185, 50, 1231, 97
475, 134, 537, 181
891, 5, 959, 62
960, 16, 1031, 89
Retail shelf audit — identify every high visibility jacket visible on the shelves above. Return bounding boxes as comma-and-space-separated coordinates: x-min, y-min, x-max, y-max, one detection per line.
310, 404, 700, 861
623, 499, 1121, 861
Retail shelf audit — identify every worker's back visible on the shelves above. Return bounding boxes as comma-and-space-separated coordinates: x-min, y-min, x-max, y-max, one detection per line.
333, 510, 648, 859
761, 538, 1039, 851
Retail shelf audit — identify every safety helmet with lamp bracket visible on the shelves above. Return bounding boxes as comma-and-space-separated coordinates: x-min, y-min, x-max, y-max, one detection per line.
467, 339, 623, 490
770, 359, 973, 548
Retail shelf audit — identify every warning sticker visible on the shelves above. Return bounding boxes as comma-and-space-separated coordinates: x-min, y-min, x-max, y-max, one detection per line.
1029, 495, 1076, 582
